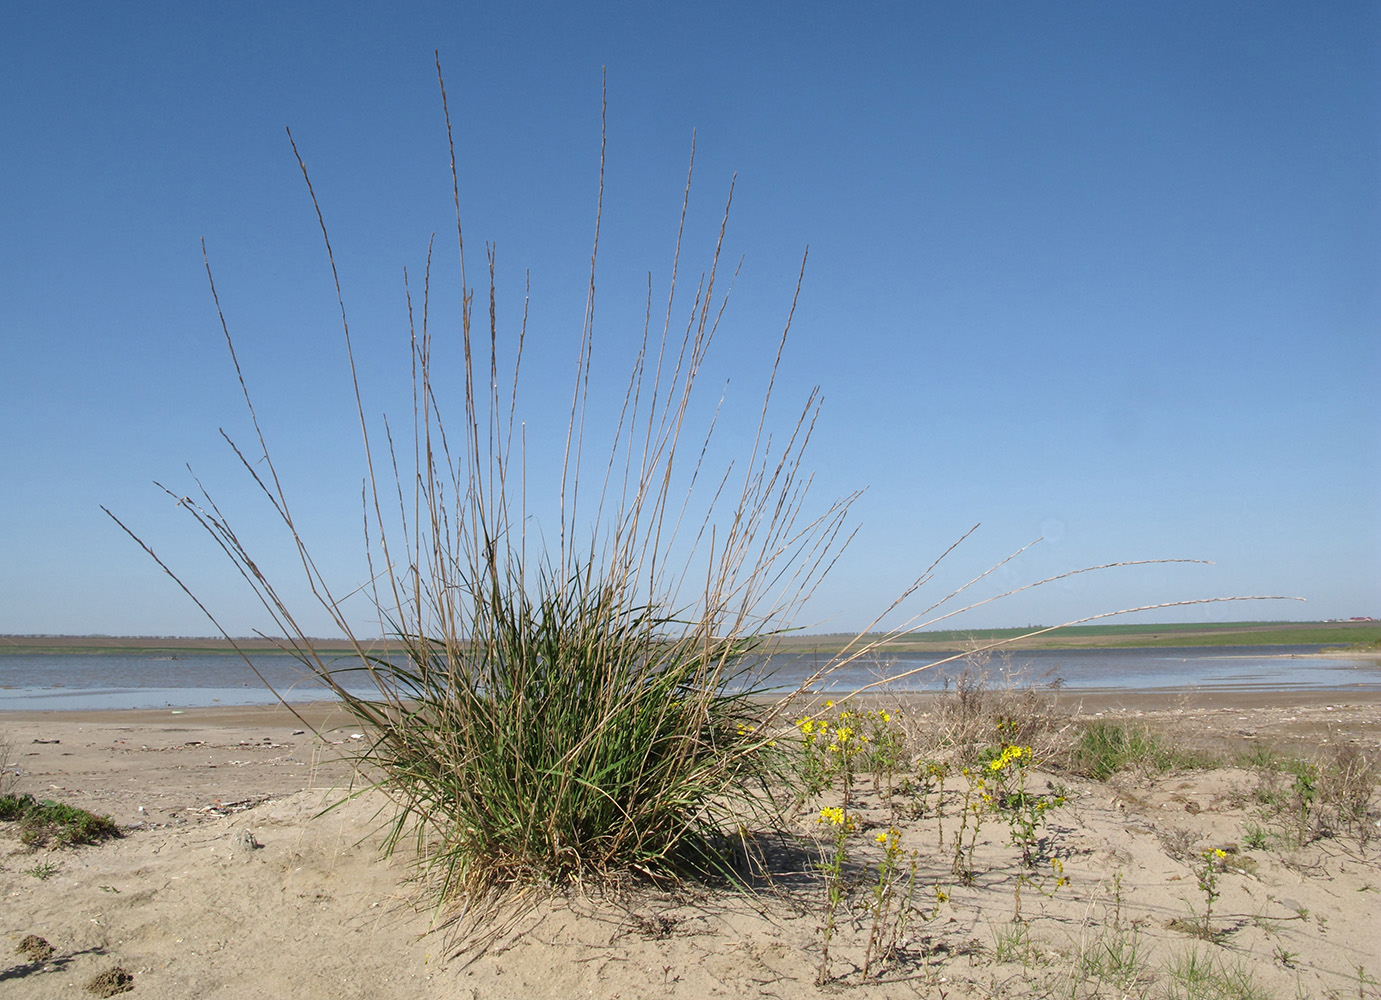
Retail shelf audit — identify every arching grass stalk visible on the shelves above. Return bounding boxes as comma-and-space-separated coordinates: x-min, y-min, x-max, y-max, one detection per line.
108, 61, 859, 898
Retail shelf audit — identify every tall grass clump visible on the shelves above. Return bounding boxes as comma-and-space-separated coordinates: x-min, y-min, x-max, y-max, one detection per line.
1069, 720, 1178, 780
108, 65, 857, 896
108, 64, 1294, 905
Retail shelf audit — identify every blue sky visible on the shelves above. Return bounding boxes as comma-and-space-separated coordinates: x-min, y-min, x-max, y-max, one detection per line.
2, 2, 1377, 637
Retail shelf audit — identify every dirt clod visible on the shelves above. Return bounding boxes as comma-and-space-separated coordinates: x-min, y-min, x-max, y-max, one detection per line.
16, 933, 54, 962
84, 966, 134, 997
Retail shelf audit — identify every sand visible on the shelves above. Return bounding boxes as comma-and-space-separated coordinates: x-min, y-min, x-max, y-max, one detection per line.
2, 694, 1379, 998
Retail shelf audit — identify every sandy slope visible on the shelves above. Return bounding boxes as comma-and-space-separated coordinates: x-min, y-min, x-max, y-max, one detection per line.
2, 698, 1378, 999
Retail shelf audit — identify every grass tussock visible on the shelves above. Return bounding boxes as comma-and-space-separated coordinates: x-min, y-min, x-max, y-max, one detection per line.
1069, 720, 1180, 780
109, 65, 858, 896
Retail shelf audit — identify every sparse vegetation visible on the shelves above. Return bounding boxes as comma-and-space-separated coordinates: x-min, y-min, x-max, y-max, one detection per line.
1247, 744, 1379, 853
24, 859, 60, 880
1069, 720, 1178, 779
0, 733, 17, 797
0, 793, 120, 848
1165, 948, 1272, 1000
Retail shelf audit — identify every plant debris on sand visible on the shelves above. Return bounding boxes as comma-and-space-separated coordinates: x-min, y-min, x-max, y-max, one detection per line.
16, 934, 55, 963
84, 966, 134, 997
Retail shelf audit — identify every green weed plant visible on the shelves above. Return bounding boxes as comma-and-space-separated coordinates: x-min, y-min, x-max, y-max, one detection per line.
0, 794, 120, 848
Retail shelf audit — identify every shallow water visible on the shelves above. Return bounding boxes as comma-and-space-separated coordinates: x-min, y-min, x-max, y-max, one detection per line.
0, 644, 1377, 711
0, 651, 367, 711
754, 644, 1381, 695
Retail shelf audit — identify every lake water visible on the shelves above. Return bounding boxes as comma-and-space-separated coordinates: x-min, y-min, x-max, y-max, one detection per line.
0, 645, 1377, 711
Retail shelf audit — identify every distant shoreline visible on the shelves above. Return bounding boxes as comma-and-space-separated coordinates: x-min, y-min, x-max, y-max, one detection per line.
4, 619, 1377, 656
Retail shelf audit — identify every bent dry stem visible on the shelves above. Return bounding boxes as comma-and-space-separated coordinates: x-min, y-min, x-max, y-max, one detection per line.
120, 61, 859, 896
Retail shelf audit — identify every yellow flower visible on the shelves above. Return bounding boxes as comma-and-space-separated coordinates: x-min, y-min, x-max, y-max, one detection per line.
824, 700, 835, 709
988, 744, 1033, 773
935, 888, 949, 903
818, 806, 856, 833
876, 832, 889, 844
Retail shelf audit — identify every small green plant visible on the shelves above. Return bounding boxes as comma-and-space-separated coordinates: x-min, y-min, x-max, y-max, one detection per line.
0, 794, 120, 848
1071, 720, 1173, 779
815, 805, 855, 985
1237, 745, 1281, 771
979, 739, 1068, 919
1289, 760, 1320, 846
1166, 948, 1272, 1000
918, 759, 950, 845
25, 860, 59, 880
794, 700, 895, 811
795, 698, 878, 806
860, 825, 916, 979
951, 766, 988, 881
1350, 965, 1381, 1000
862, 707, 907, 793
1242, 823, 1270, 850
1192, 848, 1227, 940
990, 743, 1067, 864
1273, 945, 1298, 969
794, 708, 843, 803
991, 919, 1036, 966
1074, 921, 1148, 993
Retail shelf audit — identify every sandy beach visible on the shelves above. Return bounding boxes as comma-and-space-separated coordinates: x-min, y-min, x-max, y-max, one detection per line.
3, 692, 1379, 998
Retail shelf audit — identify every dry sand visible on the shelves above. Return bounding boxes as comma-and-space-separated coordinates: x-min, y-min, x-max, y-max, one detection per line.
2, 694, 1379, 998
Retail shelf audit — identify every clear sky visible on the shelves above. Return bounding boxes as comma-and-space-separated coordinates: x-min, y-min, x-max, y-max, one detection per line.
2, 2, 1377, 638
